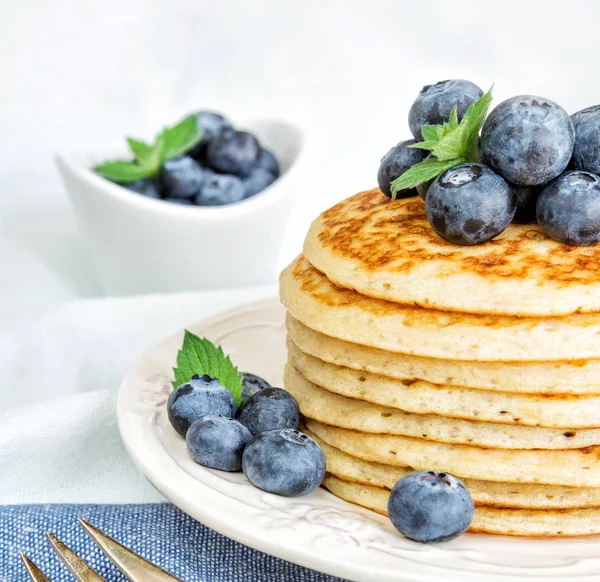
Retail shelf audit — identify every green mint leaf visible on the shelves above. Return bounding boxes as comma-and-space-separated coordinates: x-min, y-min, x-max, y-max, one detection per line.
172, 330, 243, 407
127, 138, 153, 164
461, 85, 494, 161
429, 130, 467, 161
420, 125, 440, 142
425, 86, 493, 162
391, 157, 463, 197
94, 160, 151, 183
127, 136, 164, 177
160, 115, 202, 162
462, 86, 494, 136
408, 140, 439, 152
448, 105, 459, 130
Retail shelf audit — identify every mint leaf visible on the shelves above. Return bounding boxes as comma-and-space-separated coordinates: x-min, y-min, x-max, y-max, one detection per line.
388, 87, 493, 196
421, 87, 493, 162
391, 158, 463, 197
94, 160, 150, 183
172, 330, 243, 406
420, 125, 440, 141
127, 138, 153, 164
462, 85, 493, 161
128, 135, 164, 177
448, 105, 459, 130
95, 116, 203, 183
161, 116, 202, 162
408, 140, 439, 152
429, 129, 468, 161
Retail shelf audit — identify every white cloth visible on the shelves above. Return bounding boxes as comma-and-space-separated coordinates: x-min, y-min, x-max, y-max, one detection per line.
0, 286, 274, 504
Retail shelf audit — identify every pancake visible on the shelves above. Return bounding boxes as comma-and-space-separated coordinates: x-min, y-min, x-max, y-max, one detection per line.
306, 420, 600, 487
307, 430, 600, 510
288, 341, 600, 428
280, 255, 600, 362
286, 366, 600, 449
304, 189, 600, 317
323, 476, 600, 537
287, 315, 600, 395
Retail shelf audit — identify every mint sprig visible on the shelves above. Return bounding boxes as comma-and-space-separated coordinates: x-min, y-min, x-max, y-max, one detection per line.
391, 86, 493, 198
172, 330, 243, 407
94, 116, 202, 184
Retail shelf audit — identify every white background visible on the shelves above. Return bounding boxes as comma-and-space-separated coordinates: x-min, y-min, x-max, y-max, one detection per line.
1, 0, 600, 309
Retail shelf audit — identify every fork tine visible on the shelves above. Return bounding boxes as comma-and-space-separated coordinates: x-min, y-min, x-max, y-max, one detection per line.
45, 532, 106, 582
78, 519, 183, 582
20, 552, 52, 582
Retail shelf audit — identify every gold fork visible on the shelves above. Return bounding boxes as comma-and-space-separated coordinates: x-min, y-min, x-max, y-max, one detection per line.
20, 518, 182, 582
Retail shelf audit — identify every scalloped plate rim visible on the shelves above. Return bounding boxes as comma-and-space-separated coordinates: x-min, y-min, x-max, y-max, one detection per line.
117, 297, 600, 582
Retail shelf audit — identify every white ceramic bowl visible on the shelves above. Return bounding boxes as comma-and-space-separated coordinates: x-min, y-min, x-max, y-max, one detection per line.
56, 119, 303, 295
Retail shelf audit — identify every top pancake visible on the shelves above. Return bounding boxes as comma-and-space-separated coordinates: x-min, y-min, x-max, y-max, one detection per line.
304, 189, 600, 317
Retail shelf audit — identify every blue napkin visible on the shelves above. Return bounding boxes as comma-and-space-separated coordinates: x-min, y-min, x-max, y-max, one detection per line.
0, 503, 347, 582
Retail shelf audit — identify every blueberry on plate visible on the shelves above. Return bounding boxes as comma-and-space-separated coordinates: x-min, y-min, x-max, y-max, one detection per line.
571, 105, 600, 175
237, 387, 299, 436
425, 163, 516, 245
195, 174, 245, 206
167, 374, 236, 436
242, 429, 325, 496
512, 184, 541, 224
387, 471, 474, 543
159, 156, 205, 198
480, 95, 574, 186
377, 139, 427, 198
124, 178, 161, 199
207, 130, 261, 175
242, 167, 277, 199
163, 197, 194, 205
257, 149, 280, 177
186, 414, 252, 471
241, 372, 271, 404
537, 171, 600, 246
187, 111, 233, 161
409, 80, 483, 140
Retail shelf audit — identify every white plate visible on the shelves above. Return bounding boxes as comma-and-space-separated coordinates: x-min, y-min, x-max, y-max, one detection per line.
117, 298, 600, 582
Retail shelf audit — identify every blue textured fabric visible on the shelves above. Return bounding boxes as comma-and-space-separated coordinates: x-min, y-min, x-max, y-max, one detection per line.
0, 503, 347, 582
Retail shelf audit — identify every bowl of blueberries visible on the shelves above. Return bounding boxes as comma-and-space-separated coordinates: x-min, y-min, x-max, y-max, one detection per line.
56, 111, 303, 295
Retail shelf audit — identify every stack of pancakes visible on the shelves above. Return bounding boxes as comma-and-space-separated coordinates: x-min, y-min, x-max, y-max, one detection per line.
279, 189, 600, 537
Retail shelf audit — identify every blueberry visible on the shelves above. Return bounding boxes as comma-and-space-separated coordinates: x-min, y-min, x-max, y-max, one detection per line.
537, 171, 600, 246
480, 96, 574, 186
124, 178, 161, 199
187, 111, 233, 161
512, 185, 541, 224
242, 429, 325, 496
159, 156, 205, 198
417, 180, 432, 201
241, 372, 271, 404
571, 105, 600, 175
388, 471, 474, 543
237, 387, 299, 436
242, 167, 277, 199
186, 414, 251, 471
163, 197, 194, 205
195, 174, 245, 206
425, 163, 516, 245
167, 374, 236, 436
257, 149, 280, 177
377, 139, 427, 198
409, 80, 483, 140
207, 130, 261, 175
